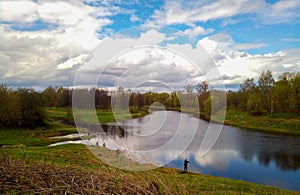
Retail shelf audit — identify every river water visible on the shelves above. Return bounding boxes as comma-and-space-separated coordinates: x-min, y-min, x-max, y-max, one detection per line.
52, 111, 300, 191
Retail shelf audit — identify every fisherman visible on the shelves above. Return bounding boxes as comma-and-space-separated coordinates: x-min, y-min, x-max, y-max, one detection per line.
184, 159, 189, 172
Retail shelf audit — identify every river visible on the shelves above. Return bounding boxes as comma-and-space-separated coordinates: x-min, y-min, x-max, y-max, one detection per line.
52, 111, 300, 191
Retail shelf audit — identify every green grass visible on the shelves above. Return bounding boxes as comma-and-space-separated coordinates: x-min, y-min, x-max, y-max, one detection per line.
46, 107, 71, 119
1, 123, 299, 194
47, 107, 148, 124
220, 108, 300, 136
0, 122, 77, 146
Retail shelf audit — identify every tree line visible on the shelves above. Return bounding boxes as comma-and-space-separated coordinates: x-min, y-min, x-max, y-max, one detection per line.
1, 70, 299, 128
0, 86, 46, 128
227, 71, 300, 114
41, 70, 299, 116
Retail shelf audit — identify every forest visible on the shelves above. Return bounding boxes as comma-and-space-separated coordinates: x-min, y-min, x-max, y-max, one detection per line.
0, 70, 299, 128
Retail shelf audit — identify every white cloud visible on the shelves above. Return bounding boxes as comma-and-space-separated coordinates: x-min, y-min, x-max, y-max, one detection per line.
75, 30, 203, 91
198, 37, 218, 54
180, 26, 215, 38
147, 0, 300, 26
261, 0, 300, 24
0, 0, 120, 87
232, 43, 267, 50
280, 38, 300, 42
73, 28, 228, 91
195, 149, 239, 171
147, 0, 260, 26
129, 14, 141, 22
57, 54, 90, 70
246, 49, 300, 79
0, 1, 38, 22
220, 18, 240, 27
139, 29, 166, 45
39, 2, 78, 24
197, 34, 300, 85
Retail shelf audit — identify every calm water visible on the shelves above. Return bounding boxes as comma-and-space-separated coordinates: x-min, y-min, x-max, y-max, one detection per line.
54, 111, 300, 191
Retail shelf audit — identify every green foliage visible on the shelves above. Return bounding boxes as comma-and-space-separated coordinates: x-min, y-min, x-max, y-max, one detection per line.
114, 177, 121, 186
247, 93, 261, 115
204, 96, 220, 114
130, 92, 144, 109
3, 189, 17, 195
17, 88, 46, 128
0, 85, 21, 127
258, 70, 275, 93
41, 86, 57, 107
203, 90, 226, 116
241, 78, 256, 93
227, 71, 300, 115
272, 72, 300, 113
258, 70, 275, 113
0, 85, 46, 128
203, 96, 212, 114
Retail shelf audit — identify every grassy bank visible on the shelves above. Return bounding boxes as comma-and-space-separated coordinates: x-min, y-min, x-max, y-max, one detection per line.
216, 108, 300, 136
47, 107, 148, 124
1, 124, 299, 194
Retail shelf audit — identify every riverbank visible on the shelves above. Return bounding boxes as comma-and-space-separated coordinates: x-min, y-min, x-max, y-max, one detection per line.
1, 123, 298, 194
47, 106, 149, 124
212, 108, 300, 136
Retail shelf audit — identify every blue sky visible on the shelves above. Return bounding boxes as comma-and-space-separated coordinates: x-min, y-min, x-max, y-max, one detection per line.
0, 0, 299, 91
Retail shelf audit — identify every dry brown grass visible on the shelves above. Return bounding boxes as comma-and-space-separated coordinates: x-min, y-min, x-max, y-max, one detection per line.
0, 151, 161, 194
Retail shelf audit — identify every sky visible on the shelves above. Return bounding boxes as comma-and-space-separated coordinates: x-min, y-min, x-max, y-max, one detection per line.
0, 0, 299, 91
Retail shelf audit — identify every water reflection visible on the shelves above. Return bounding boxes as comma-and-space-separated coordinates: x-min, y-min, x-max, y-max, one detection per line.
194, 150, 240, 171
56, 111, 300, 191
228, 129, 300, 171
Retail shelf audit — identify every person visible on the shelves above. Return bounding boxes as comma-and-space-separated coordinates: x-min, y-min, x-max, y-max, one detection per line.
116, 148, 120, 158
184, 159, 189, 172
